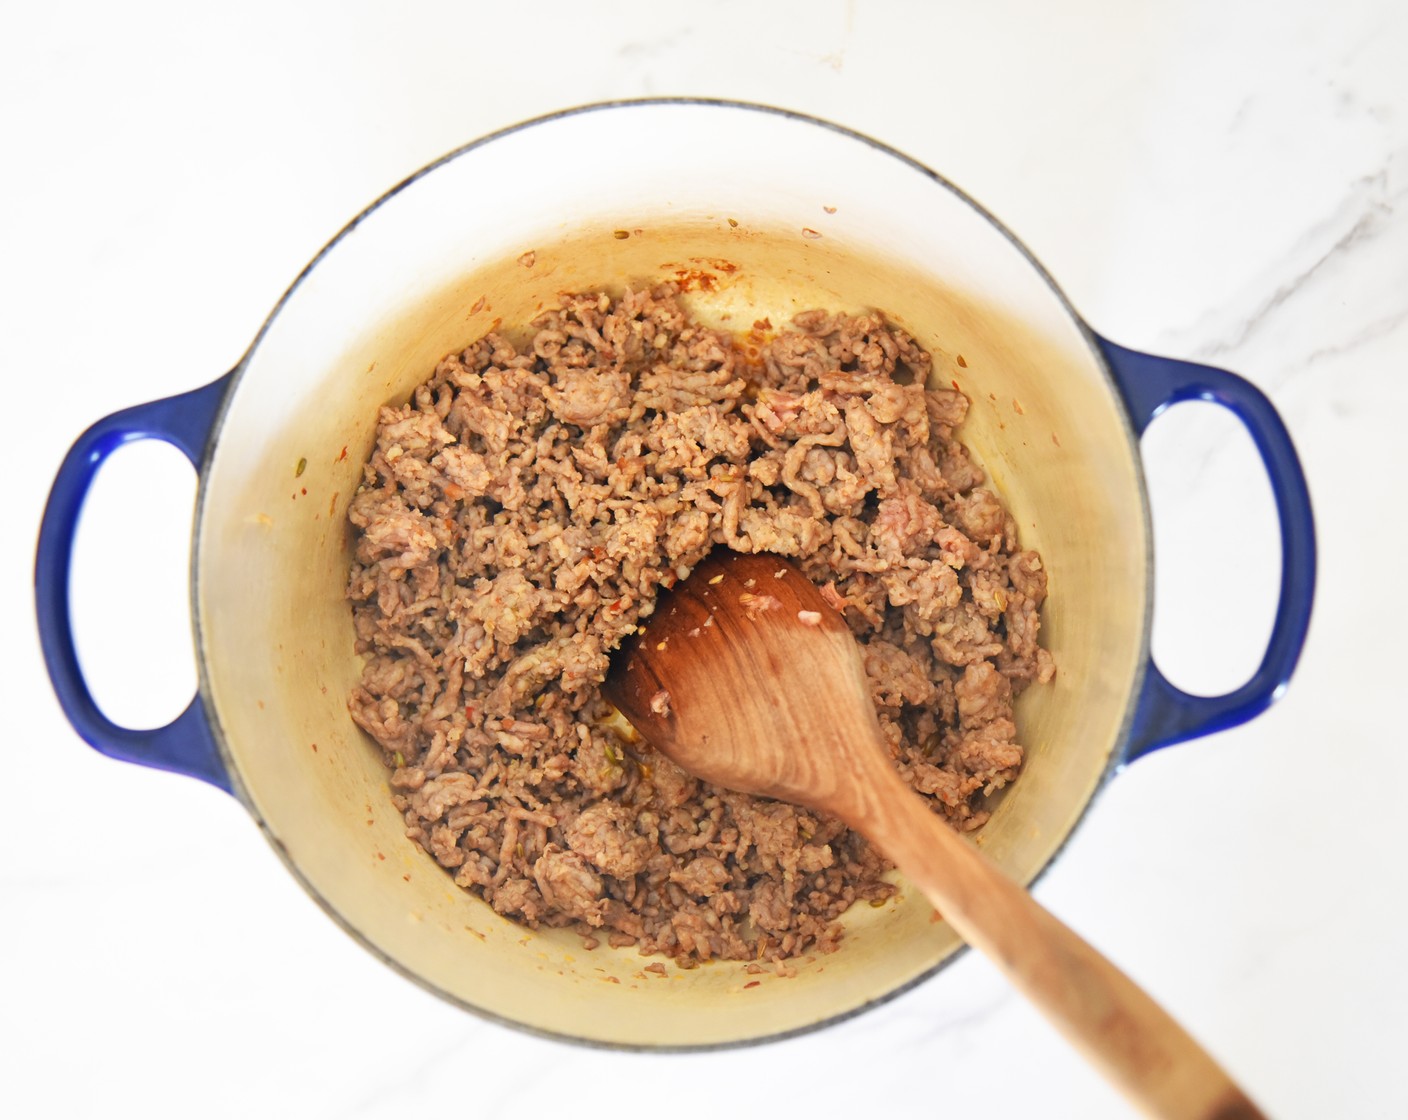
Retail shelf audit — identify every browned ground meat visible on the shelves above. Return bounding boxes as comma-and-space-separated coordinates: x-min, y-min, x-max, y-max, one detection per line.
346, 286, 1053, 965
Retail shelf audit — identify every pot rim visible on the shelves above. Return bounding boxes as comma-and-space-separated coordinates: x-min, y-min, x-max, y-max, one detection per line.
190, 97, 1152, 1050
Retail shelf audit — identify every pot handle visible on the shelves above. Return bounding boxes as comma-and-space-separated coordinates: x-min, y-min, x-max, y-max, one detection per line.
35, 374, 235, 792
1096, 338, 1316, 763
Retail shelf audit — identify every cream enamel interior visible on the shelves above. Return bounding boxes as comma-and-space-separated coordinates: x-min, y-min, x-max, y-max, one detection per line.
195, 103, 1149, 1046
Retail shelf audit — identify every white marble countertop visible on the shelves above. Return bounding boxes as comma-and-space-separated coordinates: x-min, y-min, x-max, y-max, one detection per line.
6, 2, 1405, 1116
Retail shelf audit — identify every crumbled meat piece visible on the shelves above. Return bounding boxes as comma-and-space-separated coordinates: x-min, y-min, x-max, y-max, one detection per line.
346, 288, 1051, 963
862, 639, 938, 711
534, 845, 608, 927
669, 855, 732, 898
954, 661, 1013, 728
738, 592, 783, 617
748, 880, 793, 933
564, 803, 655, 879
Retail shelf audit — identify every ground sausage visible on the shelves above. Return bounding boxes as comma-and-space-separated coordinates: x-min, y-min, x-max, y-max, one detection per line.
347, 287, 1052, 962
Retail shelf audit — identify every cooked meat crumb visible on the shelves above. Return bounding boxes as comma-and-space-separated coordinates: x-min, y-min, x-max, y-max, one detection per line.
738, 592, 783, 617
346, 286, 1052, 963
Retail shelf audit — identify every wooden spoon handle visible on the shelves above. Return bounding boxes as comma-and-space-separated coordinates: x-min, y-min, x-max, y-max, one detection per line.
851, 758, 1264, 1120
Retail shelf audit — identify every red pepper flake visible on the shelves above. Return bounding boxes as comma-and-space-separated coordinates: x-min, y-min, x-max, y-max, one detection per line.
1013, 399, 1025, 415
403, 874, 411, 882
337, 445, 348, 462
951, 379, 961, 391
956, 354, 968, 368
727, 218, 739, 228
744, 980, 761, 989
376, 852, 386, 861
465, 704, 476, 719
801, 227, 821, 239
822, 205, 837, 214
300, 487, 307, 496
310, 742, 318, 752
1051, 432, 1062, 448
470, 294, 487, 314
502, 717, 515, 731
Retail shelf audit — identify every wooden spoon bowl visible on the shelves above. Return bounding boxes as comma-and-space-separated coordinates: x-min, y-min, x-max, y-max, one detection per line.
605, 549, 1263, 1120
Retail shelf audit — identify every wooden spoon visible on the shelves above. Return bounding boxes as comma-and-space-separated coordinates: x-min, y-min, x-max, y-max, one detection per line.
604, 549, 1263, 1120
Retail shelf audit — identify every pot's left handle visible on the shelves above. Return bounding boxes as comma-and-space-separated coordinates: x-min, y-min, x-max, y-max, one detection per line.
35, 374, 235, 792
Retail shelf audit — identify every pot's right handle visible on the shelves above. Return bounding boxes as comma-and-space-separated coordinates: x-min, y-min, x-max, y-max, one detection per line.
35, 374, 234, 792
1096, 338, 1316, 763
